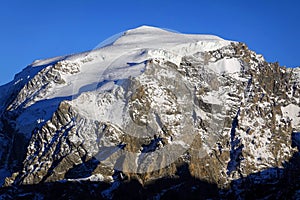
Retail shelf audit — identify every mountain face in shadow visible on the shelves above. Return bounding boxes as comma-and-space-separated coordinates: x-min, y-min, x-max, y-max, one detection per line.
0, 152, 299, 200
1, 132, 300, 199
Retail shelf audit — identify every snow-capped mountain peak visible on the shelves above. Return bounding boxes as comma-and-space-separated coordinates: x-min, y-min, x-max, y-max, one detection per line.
0, 26, 300, 199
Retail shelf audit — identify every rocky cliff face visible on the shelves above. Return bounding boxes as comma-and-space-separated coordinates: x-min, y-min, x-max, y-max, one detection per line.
0, 26, 299, 199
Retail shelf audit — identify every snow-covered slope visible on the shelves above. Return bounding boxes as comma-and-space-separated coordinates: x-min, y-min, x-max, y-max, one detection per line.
0, 26, 300, 199
36, 25, 231, 98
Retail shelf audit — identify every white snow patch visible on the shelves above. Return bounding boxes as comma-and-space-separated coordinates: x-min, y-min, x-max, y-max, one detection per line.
207, 58, 241, 74
202, 91, 223, 105
31, 55, 65, 67
67, 174, 105, 182
282, 104, 300, 128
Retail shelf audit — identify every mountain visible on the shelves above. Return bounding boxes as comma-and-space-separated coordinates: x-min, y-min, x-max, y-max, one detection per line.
0, 25, 299, 199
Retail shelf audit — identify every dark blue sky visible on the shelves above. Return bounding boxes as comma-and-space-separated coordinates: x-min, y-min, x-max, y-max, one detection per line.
0, 0, 299, 84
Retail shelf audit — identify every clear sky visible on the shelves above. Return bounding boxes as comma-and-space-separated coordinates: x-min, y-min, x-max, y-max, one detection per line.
0, 0, 299, 84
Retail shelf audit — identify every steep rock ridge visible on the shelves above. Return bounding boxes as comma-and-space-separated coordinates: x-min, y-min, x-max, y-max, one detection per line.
0, 57, 83, 185
0, 26, 299, 199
